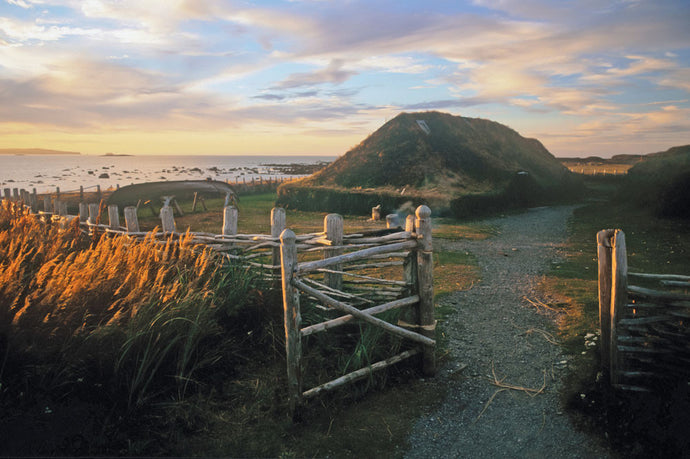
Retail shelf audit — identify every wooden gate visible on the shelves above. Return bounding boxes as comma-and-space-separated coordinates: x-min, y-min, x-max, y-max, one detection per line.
597, 229, 690, 391
280, 206, 437, 413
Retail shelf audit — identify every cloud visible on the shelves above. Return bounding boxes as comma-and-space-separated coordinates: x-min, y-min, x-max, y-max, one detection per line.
0, 0, 688, 157
273, 59, 357, 89
7, 0, 32, 8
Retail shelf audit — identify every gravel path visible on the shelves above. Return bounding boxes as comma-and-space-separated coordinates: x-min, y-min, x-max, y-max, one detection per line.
405, 206, 611, 459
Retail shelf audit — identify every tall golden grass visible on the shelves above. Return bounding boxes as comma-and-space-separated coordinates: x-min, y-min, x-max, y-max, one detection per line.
0, 200, 262, 410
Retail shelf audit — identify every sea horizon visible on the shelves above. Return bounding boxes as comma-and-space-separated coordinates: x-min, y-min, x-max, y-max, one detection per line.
0, 154, 337, 194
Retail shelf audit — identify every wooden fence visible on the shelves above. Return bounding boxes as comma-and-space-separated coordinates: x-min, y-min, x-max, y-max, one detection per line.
597, 229, 690, 392
2, 175, 290, 213
3, 192, 437, 411
280, 207, 436, 414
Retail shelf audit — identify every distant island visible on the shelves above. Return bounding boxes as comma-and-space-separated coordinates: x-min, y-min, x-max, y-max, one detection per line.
103, 153, 133, 157
0, 148, 81, 156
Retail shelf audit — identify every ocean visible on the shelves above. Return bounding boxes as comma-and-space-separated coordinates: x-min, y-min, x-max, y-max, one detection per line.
0, 154, 336, 194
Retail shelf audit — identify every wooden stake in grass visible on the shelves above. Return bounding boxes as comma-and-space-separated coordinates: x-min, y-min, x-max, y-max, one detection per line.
416, 205, 436, 376
610, 230, 628, 387
597, 229, 615, 376
124, 206, 139, 233
271, 207, 286, 267
223, 206, 238, 236
280, 228, 302, 416
160, 206, 175, 234
324, 213, 344, 290
108, 205, 120, 231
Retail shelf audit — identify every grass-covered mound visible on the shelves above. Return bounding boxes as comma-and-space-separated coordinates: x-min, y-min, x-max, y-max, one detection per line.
621, 145, 690, 218
278, 111, 580, 216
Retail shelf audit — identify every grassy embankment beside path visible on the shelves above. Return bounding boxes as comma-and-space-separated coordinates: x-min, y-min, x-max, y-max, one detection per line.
0, 191, 487, 457
536, 177, 690, 458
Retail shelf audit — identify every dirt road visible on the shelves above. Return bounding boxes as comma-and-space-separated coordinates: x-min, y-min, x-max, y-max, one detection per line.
405, 206, 611, 458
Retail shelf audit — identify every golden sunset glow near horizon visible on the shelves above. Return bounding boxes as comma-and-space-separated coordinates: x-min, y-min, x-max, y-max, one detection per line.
1, 0, 689, 158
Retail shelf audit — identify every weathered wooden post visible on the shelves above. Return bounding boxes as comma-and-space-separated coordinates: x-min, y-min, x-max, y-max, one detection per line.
43, 196, 51, 213
160, 206, 175, 233
55, 187, 60, 202
386, 214, 400, 229
280, 228, 302, 416
79, 186, 84, 202
372, 205, 382, 221
597, 229, 615, 376
124, 206, 139, 233
79, 203, 88, 222
192, 192, 200, 212
324, 213, 344, 290
2, 188, 10, 201
610, 230, 628, 387
222, 206, 238, 236
172, 198, 184, 216
108, 205, 120, 230
271, 207, 286, 267
58, 201, 67, 216
12, 188, 19, 200
53, 199, 61, 215
415, 205, 436, 375
96, 185, 101, 201
400, 214, 419, 325
88, 203, 99, 225
31, 189, 37, 212
405, 214, 415, 233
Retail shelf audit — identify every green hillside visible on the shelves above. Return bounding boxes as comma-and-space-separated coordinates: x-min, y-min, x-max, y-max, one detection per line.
304, 111, 568, 191
624, 145, 690, 218
279, 111, 577, 215
627, 145, 690, 179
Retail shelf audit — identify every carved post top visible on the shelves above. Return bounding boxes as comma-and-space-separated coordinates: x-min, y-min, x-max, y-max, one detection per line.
324, 213, 343, 238
415, 205, 432, 250
280, 228, 296, 243
597, 229, 616, 247
324, 213, 342, 224
415, 205, 431, 219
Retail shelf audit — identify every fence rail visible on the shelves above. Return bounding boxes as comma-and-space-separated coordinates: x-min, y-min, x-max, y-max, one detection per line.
597, 229, 690, 392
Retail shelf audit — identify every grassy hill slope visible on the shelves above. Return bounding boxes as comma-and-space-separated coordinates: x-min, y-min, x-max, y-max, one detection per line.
305, 111, 568, 190
623, 145, 690, 218
279, 111, 578, 216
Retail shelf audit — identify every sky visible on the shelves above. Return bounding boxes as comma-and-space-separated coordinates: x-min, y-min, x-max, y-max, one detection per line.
0, 0, 689, 158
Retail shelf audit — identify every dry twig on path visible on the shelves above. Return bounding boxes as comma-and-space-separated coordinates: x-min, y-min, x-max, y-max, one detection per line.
521, 328, 560, 345
523, 296, 559, 313
475, 362, 548, 422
